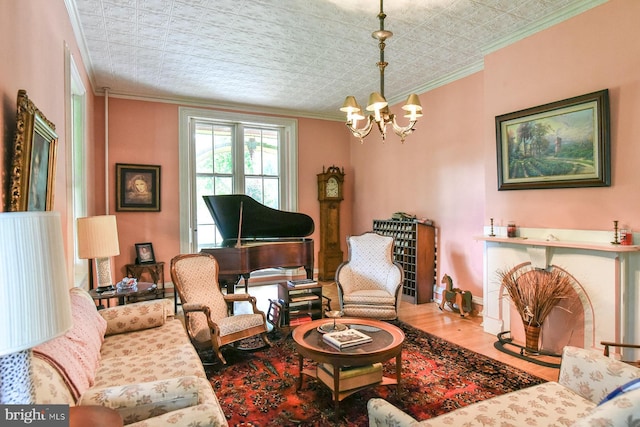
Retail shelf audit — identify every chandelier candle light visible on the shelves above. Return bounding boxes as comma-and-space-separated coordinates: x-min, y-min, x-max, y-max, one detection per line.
341, 0, 422, 143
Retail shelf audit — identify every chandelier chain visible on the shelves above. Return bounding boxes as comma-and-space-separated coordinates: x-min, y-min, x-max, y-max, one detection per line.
340, 0, 422, 143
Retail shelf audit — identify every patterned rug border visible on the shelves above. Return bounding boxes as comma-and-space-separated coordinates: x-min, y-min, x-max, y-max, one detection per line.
207, 320, 546, 426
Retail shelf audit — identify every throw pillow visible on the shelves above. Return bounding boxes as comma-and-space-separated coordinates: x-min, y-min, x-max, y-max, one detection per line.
33, 288, 107, 400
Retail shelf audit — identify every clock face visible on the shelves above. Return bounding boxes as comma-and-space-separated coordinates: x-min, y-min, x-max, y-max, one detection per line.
326, 177, 339, 197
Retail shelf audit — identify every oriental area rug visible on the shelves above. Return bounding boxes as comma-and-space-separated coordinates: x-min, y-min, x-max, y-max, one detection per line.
206, 321, 545, 426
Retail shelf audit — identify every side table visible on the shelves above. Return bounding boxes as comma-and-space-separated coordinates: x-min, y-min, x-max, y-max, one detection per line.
125, 262, 176, 312
89, 282, 162, 307
278, 282, 330, 326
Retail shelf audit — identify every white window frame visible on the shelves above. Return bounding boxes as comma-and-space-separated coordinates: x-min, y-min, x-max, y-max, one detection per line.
64, 45, 88, 288
178, 107, 298, 254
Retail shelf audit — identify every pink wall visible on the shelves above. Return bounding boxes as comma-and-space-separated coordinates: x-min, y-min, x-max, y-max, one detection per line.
350, 0, 640, 301
297, 117, 353, 243
0, 0, 97, 282
350, 72, 486, 296
104, 99, 352, 277
3, 0, 640, 304
1, 1, 71, 216
105, 99, 181, 275
483, 0, 640, 232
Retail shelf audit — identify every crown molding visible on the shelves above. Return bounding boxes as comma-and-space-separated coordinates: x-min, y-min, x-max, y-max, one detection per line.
65, 0, 607, 123
96, 89, 345, 122
481, 0, 608, 55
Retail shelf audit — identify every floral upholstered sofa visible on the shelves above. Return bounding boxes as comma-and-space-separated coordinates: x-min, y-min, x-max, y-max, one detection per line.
32, 287, 228, 426
368, 346, 640, 426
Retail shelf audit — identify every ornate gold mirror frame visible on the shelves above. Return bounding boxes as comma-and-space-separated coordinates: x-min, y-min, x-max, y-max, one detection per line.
8, 90, 58, 211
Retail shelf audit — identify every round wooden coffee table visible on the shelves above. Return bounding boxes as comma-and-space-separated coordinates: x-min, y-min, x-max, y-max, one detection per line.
292, 317, 404, 411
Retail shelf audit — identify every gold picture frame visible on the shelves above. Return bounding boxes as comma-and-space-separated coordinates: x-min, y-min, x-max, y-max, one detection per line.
8, 90, 58, 211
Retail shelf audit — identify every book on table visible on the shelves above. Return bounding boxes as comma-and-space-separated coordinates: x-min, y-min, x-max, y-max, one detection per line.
289, 294, 319, 303
322, 328, 373, 350
289, 315, 312, 326
287, 278, 318, 288
316, 363, 383, 392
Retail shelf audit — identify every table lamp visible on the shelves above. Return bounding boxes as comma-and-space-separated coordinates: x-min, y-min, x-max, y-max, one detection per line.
0, 211, 73, 404
77, 215, 120, 290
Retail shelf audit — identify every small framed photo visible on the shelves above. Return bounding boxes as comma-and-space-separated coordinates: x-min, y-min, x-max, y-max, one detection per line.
116, 163, 161, 211
135, 242, 156, 264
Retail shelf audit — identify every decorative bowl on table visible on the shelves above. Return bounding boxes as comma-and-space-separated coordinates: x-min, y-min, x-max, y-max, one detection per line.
116, 277, 138, 292
318, 310, 348, 333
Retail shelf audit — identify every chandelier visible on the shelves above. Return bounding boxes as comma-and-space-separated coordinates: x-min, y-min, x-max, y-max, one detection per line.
340, 0, 422, 143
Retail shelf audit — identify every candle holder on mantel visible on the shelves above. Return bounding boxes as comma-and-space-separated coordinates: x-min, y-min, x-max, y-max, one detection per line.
611, 220, 620, 245
489, 218, 496, 237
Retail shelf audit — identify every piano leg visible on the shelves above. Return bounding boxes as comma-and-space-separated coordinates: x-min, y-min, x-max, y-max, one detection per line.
220, 274, 250, 294
219, 275, 241, 294
240, 273, 250, 293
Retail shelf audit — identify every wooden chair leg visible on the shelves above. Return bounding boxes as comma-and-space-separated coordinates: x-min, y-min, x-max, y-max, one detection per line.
212, 342, 227, 365
261, 332, 272, 347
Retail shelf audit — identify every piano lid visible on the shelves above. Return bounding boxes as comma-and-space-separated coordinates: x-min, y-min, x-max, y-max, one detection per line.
203, 194, 314, 240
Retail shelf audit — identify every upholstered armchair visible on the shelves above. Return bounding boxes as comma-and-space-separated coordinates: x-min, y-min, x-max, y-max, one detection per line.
336, 232, 404, 320
170, 253, 271, 364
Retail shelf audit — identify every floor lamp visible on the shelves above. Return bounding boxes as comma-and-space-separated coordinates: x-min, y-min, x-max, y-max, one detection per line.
0, 212, 73, 404
77, 215, 120, 290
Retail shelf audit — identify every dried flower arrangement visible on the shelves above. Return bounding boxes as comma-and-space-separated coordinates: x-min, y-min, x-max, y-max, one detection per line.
498, 265, 574, 351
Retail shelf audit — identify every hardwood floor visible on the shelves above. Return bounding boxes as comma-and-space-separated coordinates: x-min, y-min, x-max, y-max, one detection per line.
242, 281, 560, 382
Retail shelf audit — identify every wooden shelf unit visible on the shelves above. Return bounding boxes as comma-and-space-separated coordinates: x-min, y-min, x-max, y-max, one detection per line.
373, 219, 436, 304
278, 282, 324, 326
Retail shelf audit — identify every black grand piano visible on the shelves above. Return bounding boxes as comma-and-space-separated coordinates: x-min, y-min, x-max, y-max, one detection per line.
201, 194, 314, 292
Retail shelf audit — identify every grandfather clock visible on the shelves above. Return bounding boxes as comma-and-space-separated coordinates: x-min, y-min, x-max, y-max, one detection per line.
317, 165, 345, 281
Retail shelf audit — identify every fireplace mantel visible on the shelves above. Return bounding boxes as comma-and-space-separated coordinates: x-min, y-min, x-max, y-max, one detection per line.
476, 235, 640, 253
478, 227, 640, 360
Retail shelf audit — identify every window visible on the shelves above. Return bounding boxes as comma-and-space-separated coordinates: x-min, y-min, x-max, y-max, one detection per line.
65, 46, 88, 287
179, 108, 298, 253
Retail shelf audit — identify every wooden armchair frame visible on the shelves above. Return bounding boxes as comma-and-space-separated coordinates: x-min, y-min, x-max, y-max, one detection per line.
171, 253, 270, 364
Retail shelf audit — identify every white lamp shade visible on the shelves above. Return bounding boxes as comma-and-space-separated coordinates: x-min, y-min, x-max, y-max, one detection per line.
77, 215, 120, 259
0, 212, 72, 356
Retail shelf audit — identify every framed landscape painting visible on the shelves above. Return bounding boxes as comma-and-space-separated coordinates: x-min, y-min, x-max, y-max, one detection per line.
496, 89, 610, 190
